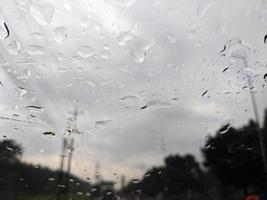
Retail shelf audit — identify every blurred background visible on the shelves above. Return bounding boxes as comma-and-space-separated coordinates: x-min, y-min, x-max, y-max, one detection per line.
0, 0, 267, 199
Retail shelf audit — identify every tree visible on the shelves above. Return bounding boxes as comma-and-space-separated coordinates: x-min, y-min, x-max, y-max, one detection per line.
202, 111, 267, 195
0, 139, 23, 162
123, 154, 211, 200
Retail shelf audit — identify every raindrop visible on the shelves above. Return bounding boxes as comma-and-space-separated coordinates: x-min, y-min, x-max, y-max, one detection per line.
100, 50, 111, 60
95, 120, 112, 128
144, 172, 151, 177
29, 4, 54, 26
57, 184, 66, 188
131, 50, 146, 64
42, 132, 55, 136
106, 191, 112, 196
136, 189, 142, 193
166, 64, 179, 72
85, 192, 91, 196
7, 41, 21, 54
220, 38, 251, 65
167, 33, 176, 43
26, 45, 45, 55
17, 69, 31, 80
77, 45, 94, 58
201, 90, 208, 97
171, 97, 179, 101
120, 95, 139, 105
0, 22, 9, 39
140, 105, 147, 110
131, 38, 155, 64
25, 105, 44, 113
264, 34, 267, 44
48, 177, 56, 181
118, 32, 132, 46
132, 178, 140, 184
17, 87, 27, 99
197, 2, 213, 18
264, 73, 267, 82
222, 67, 229, 73
64, 0, 76, 12
54, 27, 67, 44
219, 123, 231, 134
6, 146, 14, 151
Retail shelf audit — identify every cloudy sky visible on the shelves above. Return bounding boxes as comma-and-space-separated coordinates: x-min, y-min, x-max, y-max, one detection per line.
0, 0, 267, 185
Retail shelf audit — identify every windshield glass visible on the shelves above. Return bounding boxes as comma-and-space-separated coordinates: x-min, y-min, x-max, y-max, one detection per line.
0, 0, 267, 199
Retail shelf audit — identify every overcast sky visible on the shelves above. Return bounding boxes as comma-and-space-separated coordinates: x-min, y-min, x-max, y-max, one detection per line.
0, 0, 267, 185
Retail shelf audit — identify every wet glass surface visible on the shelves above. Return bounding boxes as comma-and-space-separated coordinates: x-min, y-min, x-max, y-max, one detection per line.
0, 0, 267, 199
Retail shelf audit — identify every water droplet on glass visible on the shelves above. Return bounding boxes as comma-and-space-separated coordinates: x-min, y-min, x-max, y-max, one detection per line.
7, 41, 21, 54
77, 45, 94, 58
132, 178, 140, 184
48, 177, 56, 181
17, 69, 31, 80
106, 191, 112, 196
25, 105, 44, 113
219, 123, 231, 134
85, 192, 91, 196
26, 45, 45, 55
95, 120, 112, 128
57, 184, 66, 188
264, 73, 267, 82
0, 21, 9, 39
120, 95, 139, 104
131, 39, 155, 64
144, 172, 151, 177
167, 33, 176, 43
54, 27, 67, 44
201, 90, 208, 97
100, 50, 111, 60
30, 4, 54, 26
118, 32, 133, 46
17, 87, 27, 99
166, 64, 179, 72
197, 2, 213, 18
220, 38, 251, 67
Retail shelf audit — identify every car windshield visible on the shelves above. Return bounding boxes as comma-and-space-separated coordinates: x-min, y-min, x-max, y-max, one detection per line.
0, 0, 267, 199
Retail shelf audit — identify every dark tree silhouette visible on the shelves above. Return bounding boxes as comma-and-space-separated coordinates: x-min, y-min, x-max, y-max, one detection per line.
202, 110, 267, 195
0, 139, 23, 162
123, 154, 211, 200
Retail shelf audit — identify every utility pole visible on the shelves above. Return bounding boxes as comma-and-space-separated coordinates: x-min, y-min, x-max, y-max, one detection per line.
56, 107, 80, 200
56, 138, 75, 200
65, 138, 74, 199
246, 74, 267, 182
56, 138, 68, 200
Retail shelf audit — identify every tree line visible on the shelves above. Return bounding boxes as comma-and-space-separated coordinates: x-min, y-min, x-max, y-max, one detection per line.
0, 109, 267, 199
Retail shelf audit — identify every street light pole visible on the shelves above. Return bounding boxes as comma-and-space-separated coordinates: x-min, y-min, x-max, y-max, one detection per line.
246, 74, 267, 181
